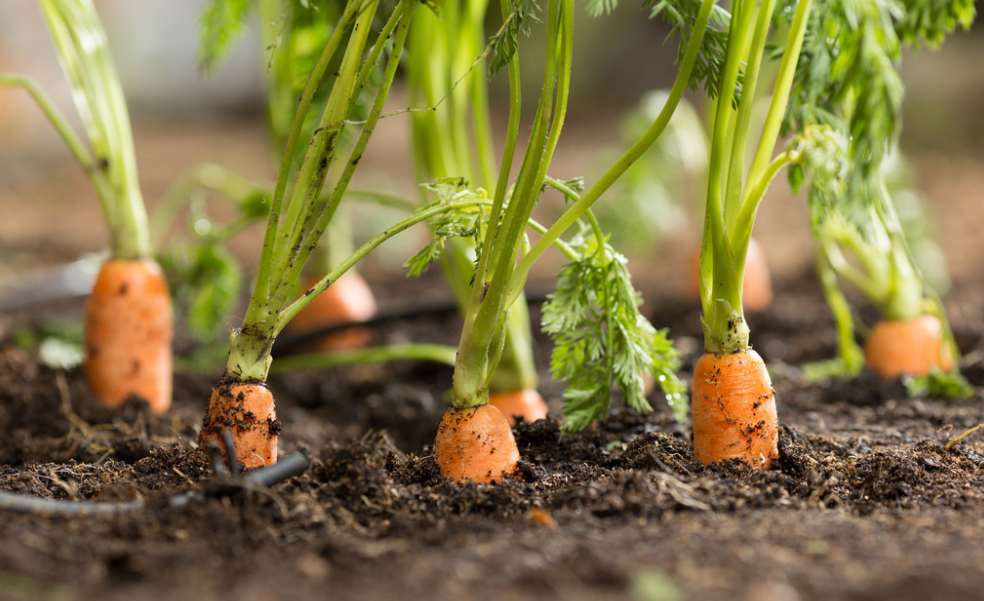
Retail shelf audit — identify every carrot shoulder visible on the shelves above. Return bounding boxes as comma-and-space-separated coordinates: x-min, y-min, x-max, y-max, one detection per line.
286, 271, 377, 352
865, 313, 953, 378
200, 380, 280, 468
489, 389, 548, 427
84, 258, 173, 413
434, 405, 520, 483
691, 349, 778, 468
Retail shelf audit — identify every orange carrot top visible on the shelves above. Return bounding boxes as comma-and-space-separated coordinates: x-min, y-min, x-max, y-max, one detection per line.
691, 349, 778, 468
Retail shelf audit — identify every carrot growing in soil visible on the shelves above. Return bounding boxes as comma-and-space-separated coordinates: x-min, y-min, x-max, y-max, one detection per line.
194, 0, 421, 467
1, 0, 172, 412
688, 0, 821, 468
790, 1, 975, 394
691, 0, 976, 467
406, 0, 546, 426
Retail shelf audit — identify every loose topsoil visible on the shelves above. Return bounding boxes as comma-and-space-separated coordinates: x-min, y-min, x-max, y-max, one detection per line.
3, 262, 984, 601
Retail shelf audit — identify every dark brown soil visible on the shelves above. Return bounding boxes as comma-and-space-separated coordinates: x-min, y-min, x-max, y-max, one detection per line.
3, 264, 984, 601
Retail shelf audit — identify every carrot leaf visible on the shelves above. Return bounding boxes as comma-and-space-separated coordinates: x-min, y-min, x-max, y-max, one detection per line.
160, 244, 242, 343
542, 232, 686, 432
198, 0, 254, 76
903, 370, 974, 401
646, 0, 733, 99
488, 0, 541, 76
895, 0, 975, 48
404, 178, 486, 277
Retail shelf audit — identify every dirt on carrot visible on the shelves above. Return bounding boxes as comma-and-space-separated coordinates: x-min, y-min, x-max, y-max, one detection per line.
434, 404, 521, 483
83, 258, 173, 413
691, 348, 779, 468
865, 313, 954, 378
200, 380, 281, 468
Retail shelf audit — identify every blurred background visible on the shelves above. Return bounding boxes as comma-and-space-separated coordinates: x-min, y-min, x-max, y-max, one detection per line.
0, 0, 982, 286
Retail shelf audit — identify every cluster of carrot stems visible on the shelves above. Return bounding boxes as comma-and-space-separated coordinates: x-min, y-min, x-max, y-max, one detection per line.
406, 0, 540, 401
809, 175, 966, 395
1, 0, 151, 263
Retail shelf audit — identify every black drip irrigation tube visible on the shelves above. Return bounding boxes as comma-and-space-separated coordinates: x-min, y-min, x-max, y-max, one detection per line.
272, 290, 550, 355
0, 431, 310, 515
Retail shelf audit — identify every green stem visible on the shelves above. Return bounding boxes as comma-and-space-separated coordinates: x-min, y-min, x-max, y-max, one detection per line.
723, 0, 774, 228
227, 0, 410, 382
732, 153, 791, 244
284, 0, 413, 294
506, 0, 716, 307
816, 242, 864, 377
268, 0, 379, 304
278, 199, 489, 332
38, 0, 151, 259
252, 0, 364, 309
452, 0, 567, 408
0, 75, 93, 171
470, 0, 524, 296
743, 0, 813, 202
702, 0, 812, 354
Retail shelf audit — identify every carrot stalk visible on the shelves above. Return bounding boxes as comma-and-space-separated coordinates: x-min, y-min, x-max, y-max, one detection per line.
200, 381, 279, 469
84, 258, 173, 413
864, 314, 953, 378
687, 237, 772, 313
692, 349, 778, 468
434, 405, 520, 483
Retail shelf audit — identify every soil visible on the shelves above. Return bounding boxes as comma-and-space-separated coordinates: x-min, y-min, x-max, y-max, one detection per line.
3, 259, 984, 601
4, 37, 984, 595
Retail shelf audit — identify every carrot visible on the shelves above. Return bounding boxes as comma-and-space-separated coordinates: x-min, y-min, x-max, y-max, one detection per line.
285, 271, 377, 352
686, 237, 772, 313
434, 405, 520, 483
864, 313, 953, 378
200, 380, 280, 469
489, 389, 548, 427
691, 349, 778, 468
84, 258, 173, 413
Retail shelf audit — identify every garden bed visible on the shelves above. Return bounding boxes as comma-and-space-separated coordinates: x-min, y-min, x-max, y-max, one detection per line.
3, 260, 984, 601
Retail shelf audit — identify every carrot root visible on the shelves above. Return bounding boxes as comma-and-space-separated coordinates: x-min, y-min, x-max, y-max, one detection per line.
200, 381, 280, 468
489, 389, 548, 426
864, 314, 953, 378
84, 258, 173, 413
434, 405, 521, 483
287, 271, 377, 352
692, 349, 778, 469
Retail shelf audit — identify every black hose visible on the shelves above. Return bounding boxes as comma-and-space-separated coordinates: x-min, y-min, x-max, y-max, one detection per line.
271, 289, 550, 355
243, 453, 310, 487
0, 491, 143, 514
0, 453, 310, 515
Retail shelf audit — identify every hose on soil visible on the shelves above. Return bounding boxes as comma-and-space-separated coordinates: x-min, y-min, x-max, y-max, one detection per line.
0, 452, 310, 515
272, 290, 550, 354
